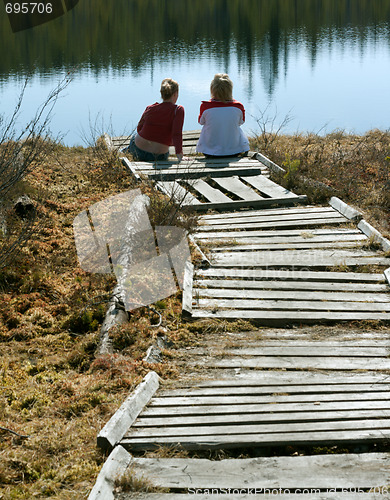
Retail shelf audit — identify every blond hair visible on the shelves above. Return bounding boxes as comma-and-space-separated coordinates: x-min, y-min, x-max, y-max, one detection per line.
160, 78, 179, 100
210, 73, 233, 102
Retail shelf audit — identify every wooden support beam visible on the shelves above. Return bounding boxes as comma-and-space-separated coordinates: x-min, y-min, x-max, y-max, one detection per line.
97, 371, 160, 452
329, 197, 363, 222
358, 220, 390, 252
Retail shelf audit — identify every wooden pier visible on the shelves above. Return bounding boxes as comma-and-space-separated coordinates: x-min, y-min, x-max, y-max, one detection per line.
89, 132, 390, 500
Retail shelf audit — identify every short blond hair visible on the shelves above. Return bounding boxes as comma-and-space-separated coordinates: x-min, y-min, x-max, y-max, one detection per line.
160, 78, 179, 100
210, 73, 233, 102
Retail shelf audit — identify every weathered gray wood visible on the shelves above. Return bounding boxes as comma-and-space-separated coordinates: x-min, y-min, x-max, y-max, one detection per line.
182, 261, 194, 317
121, 156, 141, 181
384, 268, 390, 286
134, 166, 264, 181
210, 250, 390, 267
98, 285, 129, 355
197, 298, 390, 312
142, 399, 390, 417
199, 233, 368, 247
188, 235, 211, 268
329, 197, 363, 222
191, 179, 232, 203
213, 345, 390, 357
242, 175, 298, 199
195, 228, 364, 240
194, 286, 390, 302
115, 453, 390, 491
150, 392, 390, 407
121, 428, 390, 450
192, 309, 390, 323
184, 195, 308, 212
97, 371, 160, 452
126, 419, 390, 440
134, 409, 390, 428
195, 372, 390, 386
358, 220, 390, 252
202, 354, 390, 370
212, 176, 264, 200
200, 205, 343, 220
155, 181, 201, 206
200, 218, 347, 232
254, 151, 286, 174
199, 209, 344, 226
194, 278, 389, 292
196, 268, 385, 282
211, 241, 367, 252
88, 445, 132, 500
153, 381, 390, 397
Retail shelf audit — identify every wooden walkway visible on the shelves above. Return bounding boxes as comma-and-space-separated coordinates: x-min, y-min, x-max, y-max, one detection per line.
89, 131, 390, 500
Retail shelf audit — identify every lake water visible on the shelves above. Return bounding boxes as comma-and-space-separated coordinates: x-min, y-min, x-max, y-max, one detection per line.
1, 0, 390, 145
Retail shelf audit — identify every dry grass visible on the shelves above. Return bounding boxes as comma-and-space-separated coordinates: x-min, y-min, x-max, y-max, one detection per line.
250, 129, 390, 235
0, 144, 198, 499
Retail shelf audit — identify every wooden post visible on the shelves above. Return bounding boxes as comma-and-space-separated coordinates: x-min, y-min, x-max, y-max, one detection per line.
329, 197, 363, 222
182, 260, 194, 318
97, 371, 160, 452
358, 220, 390, 252
88, 445, 132, 500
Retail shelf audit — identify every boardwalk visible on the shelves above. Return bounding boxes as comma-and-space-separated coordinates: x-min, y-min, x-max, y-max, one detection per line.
89, 132, 390, 500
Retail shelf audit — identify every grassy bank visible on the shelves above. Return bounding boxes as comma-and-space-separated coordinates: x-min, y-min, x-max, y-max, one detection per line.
250, 129, 390, 236
0, 130, 389, 498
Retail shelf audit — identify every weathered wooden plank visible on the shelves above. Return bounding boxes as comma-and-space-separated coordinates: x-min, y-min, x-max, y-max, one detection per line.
194, 278, 389, 292
88, 445, 132, 500
242, 175, 298, 199
196, 268, 386, 282
199, 209, 345, 226
358, 220, 390, 252
97, 371, 160, 452
182, 261, 194, 317
194, 287, 390, 303
202, 355, 390, 370
155, 181, 201, 205
253, 151, 286, 174
121, 156, 141, 181
191, 179, 232, 203
199, 218, 348, 232
150, 392, 390, 407
133, 166, 265, 180
192, 309, 390, 323
160, 380, 390, 395
141, 399, 390, 417
115, 453, 390, 492
121, 428, 390, 450
209, 251, 390, 267
194, 228, 364, 240
184, 195, 308, 212
211, 240, 367, 252
329, 197, 363, 221
195, 372, 390, 386
199, 233, 368, 247
196, 298, 390, 312
126, 419, 390, 440
200, 206, 344, 220
134, 409, 390, 428
152, 382, 390, 397
215, 346, 390, 357
211, 176, 264, 200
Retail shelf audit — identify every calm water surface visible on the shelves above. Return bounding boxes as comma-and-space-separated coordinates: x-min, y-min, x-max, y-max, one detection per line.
1, 0, 390, 145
